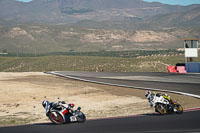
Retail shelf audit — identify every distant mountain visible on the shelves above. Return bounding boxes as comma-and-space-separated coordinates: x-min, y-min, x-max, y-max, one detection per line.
145, 5, 200, 28
0, 0, 200, 54
70, 4, 200, 30
0, 0, 198, 24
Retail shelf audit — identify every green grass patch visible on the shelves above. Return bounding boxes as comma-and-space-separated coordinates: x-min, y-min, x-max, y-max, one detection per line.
1, 54, 199, 72
2, 49, 184, 58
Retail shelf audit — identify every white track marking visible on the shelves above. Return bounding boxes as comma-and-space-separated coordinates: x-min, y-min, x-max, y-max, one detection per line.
48, 71, 200, 99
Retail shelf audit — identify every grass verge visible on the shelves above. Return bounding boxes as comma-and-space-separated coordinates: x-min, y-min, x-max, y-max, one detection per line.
0, 55, 199, 72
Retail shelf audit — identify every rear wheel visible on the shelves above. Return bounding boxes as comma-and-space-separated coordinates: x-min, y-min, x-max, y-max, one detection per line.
49, 111, 65, 124
156, 104, 167, 115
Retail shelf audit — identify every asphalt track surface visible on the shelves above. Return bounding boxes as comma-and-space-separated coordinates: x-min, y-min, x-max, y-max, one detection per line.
1, 110, 200, 133
50, 71, 200, 98
1, 72, 200, 133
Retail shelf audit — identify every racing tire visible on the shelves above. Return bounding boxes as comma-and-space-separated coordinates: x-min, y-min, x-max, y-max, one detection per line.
175, 104, 183, 114
76, 111, 86, 123
156, 104, 167, 115
49, 111, 65, 125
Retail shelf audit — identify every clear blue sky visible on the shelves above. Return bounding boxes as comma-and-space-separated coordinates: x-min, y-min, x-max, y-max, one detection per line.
16, 0, 200, 5
16, 0, 32, 2
143, 0, 200, 5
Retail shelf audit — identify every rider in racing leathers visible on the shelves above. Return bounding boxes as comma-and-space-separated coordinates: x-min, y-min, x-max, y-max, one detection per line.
145, 91, 173, 107
42, 100, 74, 116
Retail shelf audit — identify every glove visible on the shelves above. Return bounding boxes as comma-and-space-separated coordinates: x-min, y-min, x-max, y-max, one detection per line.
61, 101, 66, 104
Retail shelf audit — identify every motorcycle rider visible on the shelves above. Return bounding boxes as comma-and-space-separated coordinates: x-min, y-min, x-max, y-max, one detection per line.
145, 91, 173, 107
145, 91, 183, 114
145, 91, 158, 107
42, 100, 75, 116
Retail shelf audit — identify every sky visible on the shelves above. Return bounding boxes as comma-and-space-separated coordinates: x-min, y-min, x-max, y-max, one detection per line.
16, 0, 200, 5
143, 0, 200, 5
16, 0, 32, 2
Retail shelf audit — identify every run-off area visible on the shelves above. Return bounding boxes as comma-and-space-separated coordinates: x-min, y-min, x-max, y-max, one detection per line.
0, 72, 200, 127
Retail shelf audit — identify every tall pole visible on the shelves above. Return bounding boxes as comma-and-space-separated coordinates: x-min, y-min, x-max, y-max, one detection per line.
184, 41, 187, 63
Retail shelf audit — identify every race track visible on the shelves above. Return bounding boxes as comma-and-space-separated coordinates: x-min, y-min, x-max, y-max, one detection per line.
1, 71, 200, 133
1, 110, 200, 133
49, 71, 200, 98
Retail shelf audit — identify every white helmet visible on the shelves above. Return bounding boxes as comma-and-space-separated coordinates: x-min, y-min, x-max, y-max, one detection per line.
42, 100, 47, 108
145, 91, 151, 98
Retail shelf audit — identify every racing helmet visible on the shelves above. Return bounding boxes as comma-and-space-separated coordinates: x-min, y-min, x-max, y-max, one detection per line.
42, 100, 47, 108
145, 91, 151, 97
164, 93, 168, 96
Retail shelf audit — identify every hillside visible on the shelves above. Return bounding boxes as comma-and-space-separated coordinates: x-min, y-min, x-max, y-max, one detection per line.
0, 0, 197, 24
146, 6, 200, 28
0, 24, 199, 53
0, 0, 200, 53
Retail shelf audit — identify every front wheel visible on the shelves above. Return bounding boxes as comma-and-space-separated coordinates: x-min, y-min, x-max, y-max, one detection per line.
174, 104, 183, 114
76, 111, 86, 123
49, 111, 65, 124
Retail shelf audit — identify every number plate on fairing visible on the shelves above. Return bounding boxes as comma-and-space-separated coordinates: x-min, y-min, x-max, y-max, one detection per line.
70, 116, 77, 122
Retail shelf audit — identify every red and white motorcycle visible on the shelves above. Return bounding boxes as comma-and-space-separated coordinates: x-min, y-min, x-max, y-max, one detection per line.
42, 100, 86, 124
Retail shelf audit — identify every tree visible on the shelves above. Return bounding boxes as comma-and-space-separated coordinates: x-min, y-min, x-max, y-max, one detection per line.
2, 49, 7, 53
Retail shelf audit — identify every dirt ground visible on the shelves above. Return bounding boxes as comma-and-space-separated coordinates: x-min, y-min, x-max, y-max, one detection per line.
0, 72, 200, 126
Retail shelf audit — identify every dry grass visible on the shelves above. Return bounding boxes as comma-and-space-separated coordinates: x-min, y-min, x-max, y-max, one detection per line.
1, 55, 199, 72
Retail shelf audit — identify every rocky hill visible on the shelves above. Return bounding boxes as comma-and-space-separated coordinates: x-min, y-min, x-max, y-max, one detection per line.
0, 0, 200, 53
0, 24, 199, 53
0, 0, 198, 24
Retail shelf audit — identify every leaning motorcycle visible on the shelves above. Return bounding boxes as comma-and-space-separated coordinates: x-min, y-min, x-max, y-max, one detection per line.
155, 101, 183, 115
147, 93, 183, 115
44, 102, 86, 124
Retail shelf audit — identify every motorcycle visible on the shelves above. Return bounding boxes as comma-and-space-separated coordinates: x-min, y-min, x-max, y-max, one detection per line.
43, 101, 86, 124
146, 92, 183, 115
